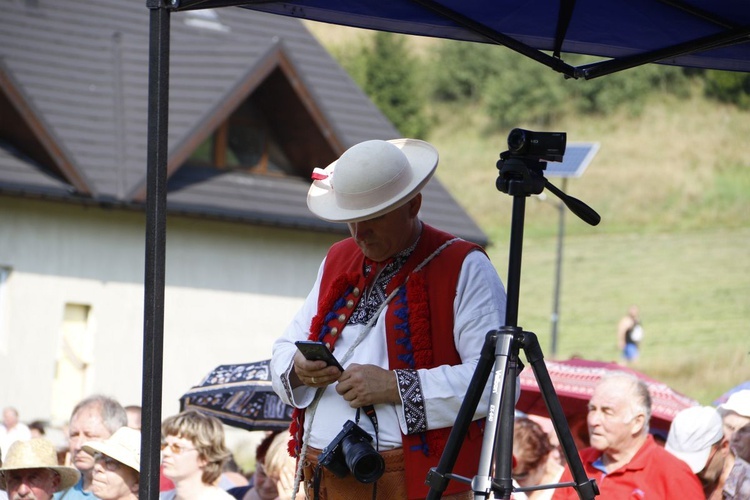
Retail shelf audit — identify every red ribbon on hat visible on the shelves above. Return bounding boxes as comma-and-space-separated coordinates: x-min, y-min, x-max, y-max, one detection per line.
311, 168, 328, 180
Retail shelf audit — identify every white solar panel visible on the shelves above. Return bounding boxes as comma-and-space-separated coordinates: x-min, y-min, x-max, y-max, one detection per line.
544, 142, 600, 178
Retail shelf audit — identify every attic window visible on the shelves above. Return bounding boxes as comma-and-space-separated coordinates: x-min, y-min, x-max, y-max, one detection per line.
190, 101, 293, 175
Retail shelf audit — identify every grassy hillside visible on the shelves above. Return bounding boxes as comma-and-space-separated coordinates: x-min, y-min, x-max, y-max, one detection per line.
305, 22, 750, 404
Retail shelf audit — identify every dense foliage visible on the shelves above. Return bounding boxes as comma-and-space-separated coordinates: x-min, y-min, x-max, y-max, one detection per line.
333, 32, 430, 138
332, 35, 748, 131
704, 70, 750, 109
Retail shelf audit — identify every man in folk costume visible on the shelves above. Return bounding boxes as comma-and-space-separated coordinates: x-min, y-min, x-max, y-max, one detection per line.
271, 138, 507, 499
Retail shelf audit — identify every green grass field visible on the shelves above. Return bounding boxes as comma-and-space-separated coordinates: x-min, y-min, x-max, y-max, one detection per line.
484, 227, 749, 404
305, 23, 750, 405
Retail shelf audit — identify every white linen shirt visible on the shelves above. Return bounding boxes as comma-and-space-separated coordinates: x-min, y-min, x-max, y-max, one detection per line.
271, 249, 506, 451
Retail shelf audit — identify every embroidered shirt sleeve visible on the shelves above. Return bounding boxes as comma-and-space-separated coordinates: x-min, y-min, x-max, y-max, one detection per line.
395, 368, 427, 434
281, 358, 296, 403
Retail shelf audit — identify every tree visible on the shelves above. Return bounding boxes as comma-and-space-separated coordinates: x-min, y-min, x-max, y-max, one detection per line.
362, 32, 430, 138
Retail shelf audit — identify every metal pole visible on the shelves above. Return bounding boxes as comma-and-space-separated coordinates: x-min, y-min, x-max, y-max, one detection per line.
141, 2, 171, 498
550, 178, 567, 357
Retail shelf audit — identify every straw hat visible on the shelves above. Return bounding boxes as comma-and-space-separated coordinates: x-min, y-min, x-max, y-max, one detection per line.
82, 427, 141, 473
0, 438, 80, 491
307, 139, 438, 223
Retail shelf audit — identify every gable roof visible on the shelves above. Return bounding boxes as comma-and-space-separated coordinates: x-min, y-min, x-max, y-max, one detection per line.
0, 0, 488, 245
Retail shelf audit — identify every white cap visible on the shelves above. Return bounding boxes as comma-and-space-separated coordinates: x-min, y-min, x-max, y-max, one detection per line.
665, 406, 723, 473
718, 389, 750, 418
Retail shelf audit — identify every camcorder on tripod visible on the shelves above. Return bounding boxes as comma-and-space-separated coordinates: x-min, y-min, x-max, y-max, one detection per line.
425, 129, 601, 500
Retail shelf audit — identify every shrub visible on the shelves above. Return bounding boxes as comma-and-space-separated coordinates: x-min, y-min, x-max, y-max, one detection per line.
428, 40, 505, 102
703, 70, 750, 109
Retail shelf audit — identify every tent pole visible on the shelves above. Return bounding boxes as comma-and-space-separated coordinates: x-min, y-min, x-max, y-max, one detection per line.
142, 1, 171, 498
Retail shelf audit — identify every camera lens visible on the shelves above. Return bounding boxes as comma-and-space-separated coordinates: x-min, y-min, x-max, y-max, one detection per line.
507, 128, 528, 154
342, 435, 385, 483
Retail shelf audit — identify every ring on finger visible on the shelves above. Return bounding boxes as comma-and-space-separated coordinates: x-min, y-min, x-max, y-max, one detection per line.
311, 376, 317, 384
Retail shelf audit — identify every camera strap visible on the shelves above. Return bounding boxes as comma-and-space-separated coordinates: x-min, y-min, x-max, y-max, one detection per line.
312, 464, 322, 500
356, 405, 380, 452
357, 405, 379, 434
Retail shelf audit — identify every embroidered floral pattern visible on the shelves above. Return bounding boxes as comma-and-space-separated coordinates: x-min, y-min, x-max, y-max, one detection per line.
396, 369, 427, 434
349, 243, 415, 326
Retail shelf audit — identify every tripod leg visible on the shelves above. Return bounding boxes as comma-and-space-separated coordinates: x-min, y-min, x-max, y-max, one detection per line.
488, 327, 523, 500
425, 330, 499, 500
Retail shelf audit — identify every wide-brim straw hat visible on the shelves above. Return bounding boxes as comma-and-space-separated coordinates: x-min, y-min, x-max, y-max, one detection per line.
307, 138, 438, 223
0, 438, 80, 491
82, 427, 141, 473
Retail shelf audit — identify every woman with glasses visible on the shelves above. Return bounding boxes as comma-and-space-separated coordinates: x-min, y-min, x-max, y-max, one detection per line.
82, 426, 141, 500
160, 410, 233, 500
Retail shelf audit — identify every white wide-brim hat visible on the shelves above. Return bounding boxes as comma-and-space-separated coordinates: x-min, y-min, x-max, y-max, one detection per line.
82, 426, 141, 473
0, 438, 81, 492
307, 138, 438, 223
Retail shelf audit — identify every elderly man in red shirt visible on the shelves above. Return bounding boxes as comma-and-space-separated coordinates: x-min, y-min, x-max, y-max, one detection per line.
552, 372, 703, 499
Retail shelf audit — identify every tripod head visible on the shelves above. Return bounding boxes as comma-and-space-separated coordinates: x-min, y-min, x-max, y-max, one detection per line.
496, 129, 601, 227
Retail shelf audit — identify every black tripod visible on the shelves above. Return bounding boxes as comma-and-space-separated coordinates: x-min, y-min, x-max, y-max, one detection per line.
425, 131, 601, 500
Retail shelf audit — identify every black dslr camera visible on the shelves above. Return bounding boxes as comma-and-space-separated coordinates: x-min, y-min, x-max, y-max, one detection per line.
318, 420, 385, 483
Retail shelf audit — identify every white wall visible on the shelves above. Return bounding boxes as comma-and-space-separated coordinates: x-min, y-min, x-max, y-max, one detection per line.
0, 196, 339, 426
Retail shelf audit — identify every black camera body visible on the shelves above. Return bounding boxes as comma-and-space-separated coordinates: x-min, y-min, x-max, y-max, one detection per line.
507, 128, 566, 162
318, 420, 385, 483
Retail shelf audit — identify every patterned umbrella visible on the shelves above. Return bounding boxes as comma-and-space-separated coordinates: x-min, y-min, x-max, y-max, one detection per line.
180, 359, 292, 432
517, 357, 698, 435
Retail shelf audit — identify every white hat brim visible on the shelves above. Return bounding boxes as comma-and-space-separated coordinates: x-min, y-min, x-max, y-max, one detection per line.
664, 443, 712, 473
307, 138, 438, 223
83, 441, 140, 473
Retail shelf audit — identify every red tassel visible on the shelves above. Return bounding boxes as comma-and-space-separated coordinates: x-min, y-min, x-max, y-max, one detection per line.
308, 272, 359, 341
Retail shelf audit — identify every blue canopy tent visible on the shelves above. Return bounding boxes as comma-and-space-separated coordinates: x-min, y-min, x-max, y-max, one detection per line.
140, 1, 750, 497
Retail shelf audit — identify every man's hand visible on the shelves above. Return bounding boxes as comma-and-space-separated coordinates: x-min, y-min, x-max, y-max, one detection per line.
290, 350, 343, 389
336, 364, 400, 408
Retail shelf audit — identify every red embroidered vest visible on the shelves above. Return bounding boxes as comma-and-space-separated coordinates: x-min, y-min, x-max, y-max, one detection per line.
295, 224, 486, 499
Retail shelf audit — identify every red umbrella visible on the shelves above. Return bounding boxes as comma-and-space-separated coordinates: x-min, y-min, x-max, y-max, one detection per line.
517, 357, 698, 435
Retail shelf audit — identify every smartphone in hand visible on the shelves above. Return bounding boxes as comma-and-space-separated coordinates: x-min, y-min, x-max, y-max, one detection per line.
295, 340, 345, 371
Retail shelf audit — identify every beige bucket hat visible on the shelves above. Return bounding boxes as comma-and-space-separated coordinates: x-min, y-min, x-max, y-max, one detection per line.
0, 438, 80, 491
307, 138, 438, 223
82, 427, 141, 473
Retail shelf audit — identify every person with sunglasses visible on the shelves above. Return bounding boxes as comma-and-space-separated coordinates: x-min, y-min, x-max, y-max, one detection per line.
82, 427, 141, 500
159, 410, 233, 500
